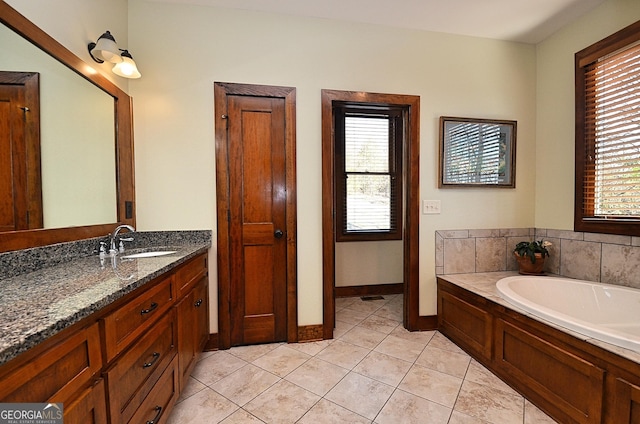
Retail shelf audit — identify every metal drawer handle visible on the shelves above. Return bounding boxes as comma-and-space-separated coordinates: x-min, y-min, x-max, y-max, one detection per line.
142, 352, 160, 368
146, 406, 162, 424
140, 302, 158, 315
194, 299, 203, 308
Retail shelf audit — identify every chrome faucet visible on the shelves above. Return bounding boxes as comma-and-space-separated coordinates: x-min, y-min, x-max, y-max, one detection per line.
109, 224, 135, 254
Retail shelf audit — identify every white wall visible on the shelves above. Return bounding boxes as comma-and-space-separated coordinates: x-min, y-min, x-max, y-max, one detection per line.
535, 0, 640, 229
336, 241, 403, 287
128, 1, 537, 325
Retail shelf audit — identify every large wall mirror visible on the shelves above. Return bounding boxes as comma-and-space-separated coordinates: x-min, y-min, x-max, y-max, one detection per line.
438, 116, 517, 188
0, 1, 135, 252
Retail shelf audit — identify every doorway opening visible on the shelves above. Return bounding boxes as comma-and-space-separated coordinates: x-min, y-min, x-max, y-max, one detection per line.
321, 90, 421, 339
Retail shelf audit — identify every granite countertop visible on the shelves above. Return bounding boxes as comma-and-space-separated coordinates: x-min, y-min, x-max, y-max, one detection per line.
438, 271, 640, 365
0, 239, 210, 366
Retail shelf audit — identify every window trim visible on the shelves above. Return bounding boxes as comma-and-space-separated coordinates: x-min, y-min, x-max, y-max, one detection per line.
575, 19, 640, 236
334, 104, 404, 242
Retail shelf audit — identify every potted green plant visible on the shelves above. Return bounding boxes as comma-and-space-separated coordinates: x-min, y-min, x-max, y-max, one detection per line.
513, 239, 552, 275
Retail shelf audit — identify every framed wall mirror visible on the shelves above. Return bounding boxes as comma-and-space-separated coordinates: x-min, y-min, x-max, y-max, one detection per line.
439, 116, 517, 188
0, 1, 135, 252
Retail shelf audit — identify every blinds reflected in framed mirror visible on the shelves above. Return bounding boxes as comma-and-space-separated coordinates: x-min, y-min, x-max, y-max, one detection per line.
439, 116, 517, 188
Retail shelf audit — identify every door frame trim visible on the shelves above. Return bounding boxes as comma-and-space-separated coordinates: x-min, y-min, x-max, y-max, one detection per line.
214, 82, 298, 349
321, 90, 421, 338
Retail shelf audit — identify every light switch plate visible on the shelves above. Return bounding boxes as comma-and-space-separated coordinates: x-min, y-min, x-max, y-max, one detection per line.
423, 200, 441, 214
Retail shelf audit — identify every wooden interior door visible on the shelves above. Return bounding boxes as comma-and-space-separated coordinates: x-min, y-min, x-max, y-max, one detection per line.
0, 72, 42, 231
229, 95, 287, 345
215, 82, 297, 349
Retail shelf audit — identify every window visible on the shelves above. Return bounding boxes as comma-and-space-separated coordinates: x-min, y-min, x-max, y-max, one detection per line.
575, 20, 640, 235
334, 105, 403, 241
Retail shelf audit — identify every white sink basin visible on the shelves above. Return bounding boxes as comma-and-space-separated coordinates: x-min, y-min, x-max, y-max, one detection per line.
122, 250, 177, 259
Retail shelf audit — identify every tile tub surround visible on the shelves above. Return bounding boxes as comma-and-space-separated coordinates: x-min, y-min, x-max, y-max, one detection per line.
0, 231, 211, 365
436, 228, 640, 289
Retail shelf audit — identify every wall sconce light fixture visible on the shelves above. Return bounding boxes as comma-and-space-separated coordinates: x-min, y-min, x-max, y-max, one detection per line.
112, 50, 142, 79
88, 31, 141, 79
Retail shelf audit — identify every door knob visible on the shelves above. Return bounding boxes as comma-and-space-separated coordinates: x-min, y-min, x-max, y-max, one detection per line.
274, 229, 284, 239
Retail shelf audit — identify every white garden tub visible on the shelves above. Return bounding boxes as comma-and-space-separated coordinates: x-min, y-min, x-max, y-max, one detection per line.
496, 276, 640, 353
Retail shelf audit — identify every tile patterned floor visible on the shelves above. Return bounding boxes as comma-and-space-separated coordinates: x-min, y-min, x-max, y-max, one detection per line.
168, 295, 558, 423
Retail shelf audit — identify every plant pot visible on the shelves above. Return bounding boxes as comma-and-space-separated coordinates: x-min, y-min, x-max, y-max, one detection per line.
514, 252, 546, 275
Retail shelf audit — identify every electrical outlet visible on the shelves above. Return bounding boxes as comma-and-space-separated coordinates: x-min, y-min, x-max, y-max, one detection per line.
423, 200, 441, 214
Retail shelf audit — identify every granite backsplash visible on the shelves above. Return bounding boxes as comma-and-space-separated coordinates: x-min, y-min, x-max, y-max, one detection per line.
0, 230, 212, 280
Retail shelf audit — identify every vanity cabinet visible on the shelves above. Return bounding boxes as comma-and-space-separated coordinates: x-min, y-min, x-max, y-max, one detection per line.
0, 251, 209, 424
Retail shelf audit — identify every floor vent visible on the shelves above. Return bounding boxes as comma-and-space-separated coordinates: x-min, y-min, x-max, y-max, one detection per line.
360, 295, 384, 301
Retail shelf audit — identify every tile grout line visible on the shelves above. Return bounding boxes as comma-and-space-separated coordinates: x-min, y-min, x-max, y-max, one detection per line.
172, 295, 555, 423
341, 296, 441, 423
446, 356, 473, 424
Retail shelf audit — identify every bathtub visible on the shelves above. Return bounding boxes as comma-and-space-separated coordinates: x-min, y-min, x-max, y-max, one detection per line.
496, 276, 640, 353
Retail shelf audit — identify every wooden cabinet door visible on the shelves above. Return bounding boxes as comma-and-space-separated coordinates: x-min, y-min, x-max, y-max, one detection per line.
63, 379, 108, 424
176, 274, 209, 392
176, 288, 197, 392
438, 287, 492, 360
194, 275, 209, 353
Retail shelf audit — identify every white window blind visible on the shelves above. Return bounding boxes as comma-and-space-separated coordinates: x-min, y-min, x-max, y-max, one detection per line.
344, 116, 393, 231
585, 41, 640, 218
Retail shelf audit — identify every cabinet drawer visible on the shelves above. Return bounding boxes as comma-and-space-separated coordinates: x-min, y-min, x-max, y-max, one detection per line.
176, 254, 207, 298
106, 310, 177, 424
0, 323, 102, 403
103, 276, 174, 362
128, 356, 179, 424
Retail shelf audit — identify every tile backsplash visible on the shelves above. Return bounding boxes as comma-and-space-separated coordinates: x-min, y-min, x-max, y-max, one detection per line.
436, 228, 640, 289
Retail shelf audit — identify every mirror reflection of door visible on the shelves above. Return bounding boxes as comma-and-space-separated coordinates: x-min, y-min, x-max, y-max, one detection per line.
0, 71, 42, 231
